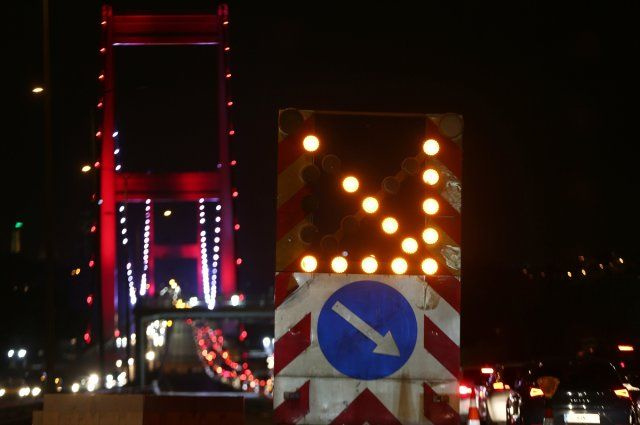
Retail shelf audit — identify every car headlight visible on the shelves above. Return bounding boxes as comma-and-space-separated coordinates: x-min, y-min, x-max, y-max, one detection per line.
18, 387, 31, 397
31, 387, 42, 397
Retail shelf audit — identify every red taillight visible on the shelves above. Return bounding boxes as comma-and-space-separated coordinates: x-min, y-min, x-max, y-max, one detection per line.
529, 387, 544, 398
614, 388, 630, 399
459, 384, 473, 398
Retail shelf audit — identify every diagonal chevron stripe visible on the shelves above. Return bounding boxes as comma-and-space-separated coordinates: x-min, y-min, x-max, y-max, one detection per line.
274, 380, 310, 425
274, 313, 311, 376
424, 382, 461, 425
424, 315, 460, 379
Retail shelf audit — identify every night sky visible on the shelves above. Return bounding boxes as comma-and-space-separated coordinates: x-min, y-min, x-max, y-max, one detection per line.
5, 1, 640, 362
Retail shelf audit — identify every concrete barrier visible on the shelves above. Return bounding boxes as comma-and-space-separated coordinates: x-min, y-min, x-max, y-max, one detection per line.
33, 394, 244, 425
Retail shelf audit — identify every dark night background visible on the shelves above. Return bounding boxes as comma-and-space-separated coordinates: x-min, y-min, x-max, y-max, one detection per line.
4, 1, 640, 366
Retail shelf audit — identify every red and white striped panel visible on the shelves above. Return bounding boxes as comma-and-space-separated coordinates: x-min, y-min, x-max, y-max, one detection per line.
274, 273, 460, 425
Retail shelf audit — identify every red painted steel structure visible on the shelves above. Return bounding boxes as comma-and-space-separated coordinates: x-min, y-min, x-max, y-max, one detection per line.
99, 5, 236, 338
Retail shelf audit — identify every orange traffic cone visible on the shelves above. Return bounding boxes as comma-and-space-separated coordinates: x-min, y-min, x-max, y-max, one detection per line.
468, 392, 481, 425
543, 406, 554, 425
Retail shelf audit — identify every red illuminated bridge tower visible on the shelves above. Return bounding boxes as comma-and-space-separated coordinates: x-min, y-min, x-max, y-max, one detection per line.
97, 5, 237, 339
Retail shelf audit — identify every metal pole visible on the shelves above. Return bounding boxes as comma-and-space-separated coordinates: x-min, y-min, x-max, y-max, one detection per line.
42, 0, 56, 394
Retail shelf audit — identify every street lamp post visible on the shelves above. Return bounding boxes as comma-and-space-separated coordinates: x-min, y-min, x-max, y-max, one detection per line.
42, 0, 56, 394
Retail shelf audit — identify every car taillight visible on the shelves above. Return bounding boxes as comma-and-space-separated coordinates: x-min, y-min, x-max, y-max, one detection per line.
529, 387, 544, 398
459, 384, 473, 398
614, 388, 630, 399
493, 382, 505, 391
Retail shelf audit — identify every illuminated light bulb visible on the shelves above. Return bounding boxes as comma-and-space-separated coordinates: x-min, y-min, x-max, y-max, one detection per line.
300, 255, 318, 273
163, 210, 172, 217
381, 217, 399, 234
228, 129, 235, 136
422, 228, 439, 245
342, 176, 359, 193
391, 257, 408, 275
227, 101, 233, 107
362, 196, 379, 213
401, 237, 419, 254
81, 165, 91, 173
236, 258, 243, 265
224, 46, 230, 51
422, 168, 440, 185
423, 138, 440, 156
32, 87, 44, 94
302, 135, 320, 152
331, 256, 348, 273
234, 224, 240, 230
421, 258, 438, 275
232, 190, 239, 198
422, 198, 439, 215
361, 256, 378, 274
226, 73, 232, 78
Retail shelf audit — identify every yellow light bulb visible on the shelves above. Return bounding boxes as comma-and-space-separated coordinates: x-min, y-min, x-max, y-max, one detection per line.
300, 255, 318, 272
302, 135, 320, 152
331, 256, 348, 273
381, 217, 399, 234
422, 168, 440, 185
422, 198, 439, 215
391, 257, 408, 275
401, 237, 419, 254
342, 176, 359, 193
362, 196, 379, 214
361, 256, 378, 274
421, 258, 438, 275
422, 228, 439, 245
81, 165, 92, 173
423, 138, 440, 156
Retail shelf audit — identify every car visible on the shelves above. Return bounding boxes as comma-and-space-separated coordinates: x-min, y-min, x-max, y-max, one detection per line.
506, 358, 637, 425
460, 366, 493, 423
484, 365, 526, 424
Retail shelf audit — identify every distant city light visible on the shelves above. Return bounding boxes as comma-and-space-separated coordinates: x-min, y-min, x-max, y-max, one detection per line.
32, 86, 44, 94
7, 349, 14, 358
81, 165, 92, 173
17, 349, 26, 359
230, 294, 240, 306
163, 210, 172, 217
71, 383, 80, 393
145, 351, 155, 361
14, 222, 23, 229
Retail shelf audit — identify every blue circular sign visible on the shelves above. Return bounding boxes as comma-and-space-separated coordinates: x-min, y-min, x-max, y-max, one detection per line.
317, 280, 417, 380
